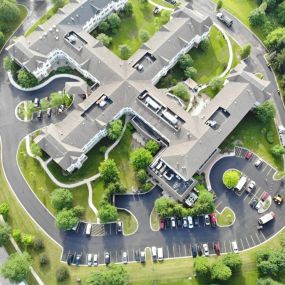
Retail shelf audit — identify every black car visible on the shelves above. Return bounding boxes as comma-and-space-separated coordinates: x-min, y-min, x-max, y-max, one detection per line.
67, 253, 74, 265
250, 198, 258, 208
105, 252, 110, 265
197, 244, 203, 256
165, 218, 171, 228
176, 217, 183, 227
134, 250, 140, 262
193, 216, 199, 226
191, 245, 197, 258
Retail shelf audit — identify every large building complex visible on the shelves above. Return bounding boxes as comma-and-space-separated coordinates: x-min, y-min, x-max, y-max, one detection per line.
7, 0, 271, 203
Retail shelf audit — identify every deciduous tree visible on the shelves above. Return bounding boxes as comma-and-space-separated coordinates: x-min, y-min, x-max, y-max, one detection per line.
51, 188, 73, 211
0, 224, 11, 246
271, 144, 285, 157
211, 260, 232, 281
254, 101, 276, 123
107, 119, 123, 140
55, 209, 79, 230
99, 159, 119, 183
119, 44, 131, 59
145, 139, 159, 155
17, 69, 38, 88
194, 257, 211, 277
222, 253, 242, 272
96, 33, 112, 47
98, 203, 118, 223
171, 82, 190, 102
130, 148, 153, 171
223, 170, 240, 189
0, 0, 20, 22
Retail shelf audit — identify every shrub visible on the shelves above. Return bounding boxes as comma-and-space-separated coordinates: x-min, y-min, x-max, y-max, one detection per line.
56, 266, 69, 282
17, 69, 38, 88
171, 82, 190, 102
139, 30, 150, 42
33, 237, 45, 251
12, 229, 21, 242
223, 170, 240, 189
21, 234, 34, 247
119, 44, 131, 59
73, 205, 85, 218
266, 130, 274, 144
216, 0, 223, 10
51, 188, 73, 211
137, 169, 148, 184
240, 44, 252, 59
141, 182, 153, 192
145, 139, 159, 155
0, 202, 9, 217
99, 146, 108, 153
96, 33, 112, 47
271, 144, 285, 157
39, 253, 49, 266
200, 38, 210, 52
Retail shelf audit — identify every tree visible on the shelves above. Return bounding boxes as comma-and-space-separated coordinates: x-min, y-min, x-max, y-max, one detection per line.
0, 252, 31, 283
194, 257, 211, 277
271, 144, 285, 157
51, 188, 73, 211
265, 28, 285, 52
178, 54, 193, 70
130, 148, 153, 171
85, 264, 128, 285
96, 33, 112, 47
145, 139, 159, 155
0, 32, 4, 46
272, 49, 285, 73
73, 205, 85, 218
119, 2, 133, 17
56, 209, 79, 230
184, 66, 197, 79
119, 44, 131, 59
98, 21, 110, 33
3, 56, 19, 77
12, 229, 21, 242
211, 260, 232, 281
139, 29, 150, 42
0, 0, 20, 22
17, 69, 38, 88
257, 278, 284, 285
155, 197, 177, 218
223, 170, 240, 189
107, 13, 121, 34
209, 77, 224, 93
277, 1, 285, 25
33, 237, 45, 251
30, 142, 42, 157
136, 169, 148, 184
107, 119, 123, 140
254, 101, 276, 123
249, 8, 266, 27
0, 224, 11, 246
222, 253, 242, 272
39, 253, 49, 266
52, 0, 65, 8
171, 82, 190, 102
56, 265, 69, 282
200, 38, 210, 52
216, 0, 223, 10
99, 159, 119, 183
98, 203, 118, 223
191, 191, 215, 216
21, 234, 34, 247
240, 44, 252, 59
0, 202, 9, 217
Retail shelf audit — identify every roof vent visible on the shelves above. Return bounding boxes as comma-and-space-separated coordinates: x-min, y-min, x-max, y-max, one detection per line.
49, 28, 52, 32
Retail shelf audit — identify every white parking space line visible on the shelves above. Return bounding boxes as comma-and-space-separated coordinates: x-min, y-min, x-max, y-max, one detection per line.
250, 235, 255, 246
243, 191, 251, 201
189, 244, 192, 257
255, 233, 261, 243
240, 239, 244, 250
245, 237, 250, 248
266, 168, 274, 177
223, 241, 227, 253
184, 244, 187, 256
132, 249, 135, 261
261, 164, 269, 173
166, 246, 170, 258
115, 250, 118, 263
260, 231, 266, 241
173, 245, 175, 258
178, 245, 181, 257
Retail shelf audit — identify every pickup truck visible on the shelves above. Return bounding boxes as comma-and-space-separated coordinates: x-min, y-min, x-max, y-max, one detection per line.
216, 12, 233, 27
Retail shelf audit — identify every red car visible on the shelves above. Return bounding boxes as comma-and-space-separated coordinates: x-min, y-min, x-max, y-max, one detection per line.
261, 191, 270, 202
159, 219, 165, 230
213, 242, 220, 256
210, 213, 217, 227
245, 151, 253, 160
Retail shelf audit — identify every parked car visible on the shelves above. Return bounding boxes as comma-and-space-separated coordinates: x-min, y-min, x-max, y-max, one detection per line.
67, 253, 74, 265
87, 254, 92, 266
159, 219, 165, 230
135, 250, 140, 262
261, 191, 270, 201
34, 98, 40, 108
255, 200, 264, 210
213, 243, 220, 256
188, 216, 194, 228
153, 6, 160, 15
210, 213, 217, 227
140, 251, 146, 263
47, 108, 52, 117
75, 254, 81, 266
197, 244, 203, 256
254, 159, 263, 168
273, 194, 283, 205
176, 217, 183, 227
204, 215, 210, 226
246, 181, 256, 193
105, 252, 110, 265
171, 217, 176, 228
152, 246, 157, 261
117, 221, 122, 233
231, 241, 239, 253
250, 198, 258, 208
191, 245, 197, 258
122, 251, 128, 264
183, 217, 188, 228
203, 243, 209, 256
93, 254, 98, 266
165, 218, 171, 228
245, 151, 253, 160
194, 216, 199, 227
216, 12, 233, 27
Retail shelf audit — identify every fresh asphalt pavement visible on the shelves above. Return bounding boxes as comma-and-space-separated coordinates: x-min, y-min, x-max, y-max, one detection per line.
0, 0, 285, 266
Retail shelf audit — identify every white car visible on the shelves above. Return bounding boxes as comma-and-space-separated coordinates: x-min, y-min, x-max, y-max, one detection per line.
204, 215, 210, 226
183, 217, 188, 228
255, 200, 264, 210
87, 254, 92, 266
122, 251, 128, 264
254, 159, 263, 168
203, 243, 209, 256
246, 181, 256, 193
187, 216, 193, 229
232, 241, 239, 253
171, 217, 176, 228
93, 254, 98, 266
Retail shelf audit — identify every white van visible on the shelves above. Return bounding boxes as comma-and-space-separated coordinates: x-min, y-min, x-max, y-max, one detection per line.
157, 247, 164, 261
231, 241, 239, 253
258, 211, 276, 225
235, 176, 247, 192
85, 223, 92, 236
152, 246, 157, 261
87, 254, 92, 266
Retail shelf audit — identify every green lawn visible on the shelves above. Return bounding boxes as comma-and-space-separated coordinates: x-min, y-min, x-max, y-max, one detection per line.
17, 140, 96, 222
94, 0, 170, 58
151, 0, 176, 9
92, 178, 105, 209
24, 1, 68, 37
118, 209, 138, 235
220, 112, 284, 172
0, 5, 28, 50
216, 207, 235, 226
109, 124, 139, 192
157, 26, 239, 89
150, 208, 159, 230
48, 137, 112, 183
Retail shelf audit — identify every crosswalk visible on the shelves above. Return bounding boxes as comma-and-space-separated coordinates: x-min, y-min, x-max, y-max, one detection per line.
91, 224, 105, 236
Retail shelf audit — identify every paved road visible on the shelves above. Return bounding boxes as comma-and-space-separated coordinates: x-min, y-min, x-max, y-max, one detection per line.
0, 0, 285, 266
